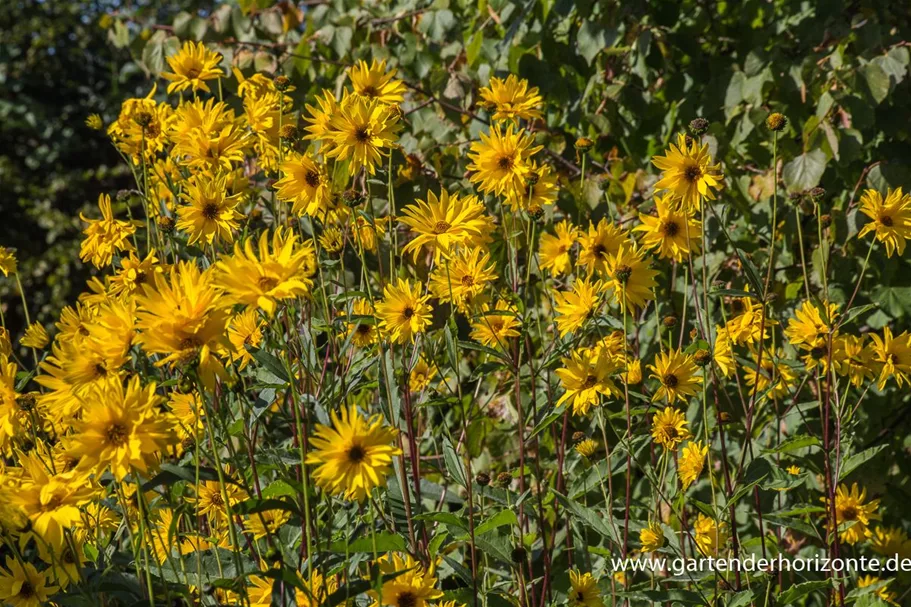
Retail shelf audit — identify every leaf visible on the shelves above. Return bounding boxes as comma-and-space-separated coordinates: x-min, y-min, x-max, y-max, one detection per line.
252, 348, 291, 383
782, 149, 827, 193
442, 435, 468, 487
839, 444, 887, 480
577, 21, 608, 64
475, 510, 518, 536
777, 580, 832, 605
553, 490, 620, 543
861, 61, 890, 104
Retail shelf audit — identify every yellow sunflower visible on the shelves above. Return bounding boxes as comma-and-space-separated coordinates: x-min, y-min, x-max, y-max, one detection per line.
348, 58, 407, 105
651, 133, 724, 212
326, 98, 400, 175
858, 187, 911, 257
478, 74, 543, 122
648, 349, 703, 403
632, 194, 702, 261
399, 189, 490, 262
306, 405, 401, 501
177, 174, 244, 246
162, 41, 224, 95
824, 483, 880, 545
467, 123, 542, 196
650, 406, 690, 450
376, 279, 433, 344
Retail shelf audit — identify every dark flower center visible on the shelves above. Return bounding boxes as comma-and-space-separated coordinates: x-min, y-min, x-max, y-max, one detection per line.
461, 275, 474, 287
186, 67, 201, 79
403, 307, 415, 319
614, 264, 633, 284
582, 375, 598, 389
305, 170, 321, 188
684, 165, 702, 182
593, 244, 607, 258
433, 220, 451, 234
347, 444, 366, 463
397, 591, 417, 607
258, 275, 279, 291
841, 505, 858, 521
356, 324, 372, 335
361, 85, 379, 97
202, 203, 220, 220
497, 155, 514, 170
106, 422, 129, 447
661, 220, 679, 237
19, 582, 34, 598
881, 215, 893, 227
663, 373, 679, 388
354, 127, 371, 143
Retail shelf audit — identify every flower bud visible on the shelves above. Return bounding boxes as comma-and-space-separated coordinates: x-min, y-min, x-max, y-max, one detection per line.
510, 546, 528, 564
85, 114, 104, 131
273, 75, 291, 91
475, 472, 491, 487
157, 216, 176, 235
766, 112, 788, 132
662, 314, 678, 328
574, 137, 593, 152
693, 349, 711, 367
496, 472, 512, 489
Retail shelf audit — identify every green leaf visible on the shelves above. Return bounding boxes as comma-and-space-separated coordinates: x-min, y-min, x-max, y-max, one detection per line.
782, 149, 827, 193
777, 580, 832, 605
141, 464, 220, 490
475, 510, 518, 536
252, 348, 291, 383
839, 444, 887, 480
442, 435, 468, 487
861, 61, 891, 104
553, 490, 620, 543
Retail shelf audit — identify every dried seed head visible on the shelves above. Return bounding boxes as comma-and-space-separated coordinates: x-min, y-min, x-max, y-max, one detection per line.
475, 472, 491, 487
273, 75, 291, 91
689, 117, 710, 136
496, 472, 512, 488
662, 314, 678, 328
693, 349, 711, 367
157, 216, 176, 235
572, 431, 586, 443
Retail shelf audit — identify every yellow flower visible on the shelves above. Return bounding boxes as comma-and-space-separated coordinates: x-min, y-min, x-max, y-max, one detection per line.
650, 406, 690, 450
639, 521, 665, 553
478, 74, 543, 122
0, 556, 58, 607
869, 526, 911, 558
858, 187, 911, 257
346, 298, 380, 348
0, 247, 17, 276
376, 279, 433, 344
554, 278, 602, 337
244, 509, 291, 540
742, 351, 796, 401
109, 249, 164, 298
556, 348, 621, 416
539, 220, 578, 276
107, 87, 173, 163
162, 41, 224, 94
575, 438, 599, 459
216, 227, 315, 316
467, 123, 542, 196
824, 483, 880, 545
724, 297, 774, 345
0, 328, 11, 357
7, 452, 94, 551
275, 153, 333, 218
651, 133, 724, 212
622, 358, 642, 385
0, 355, 23, 453
632, 194, 702, 261
409, 356, 438, 393
568, 569, 603, 607
832, 334, 875, 388
712, 327, 736, 378
135, 261, 232, 390
306, 405, 401, 501
577, 219, 626, 276
504, 161, 558, 211
374, 552, 443, 607
470, 300, 521, 349
679, 440, 708, 489
80, 194, 136, 268
326, 98, 400, 175
400, 189, 490, 262
856, 576, 898, 605
869, 326, 911, 390
68, 376, 176, 480
20, 322, 49, 350
648, 349, 702, 404
348, 59, 407, 105
606, 243, 659, 311
303, 89, 341, 145
428, 248, 498, 313
786, 465, 801, 475
227, 309, 264, 370
693, 514, 728, 556
177, 173, 244, 246
85, 113, 104, 130
784, 300, 838, 347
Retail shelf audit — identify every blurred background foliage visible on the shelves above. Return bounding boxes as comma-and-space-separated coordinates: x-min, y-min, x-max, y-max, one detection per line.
2, 0, 910, 344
